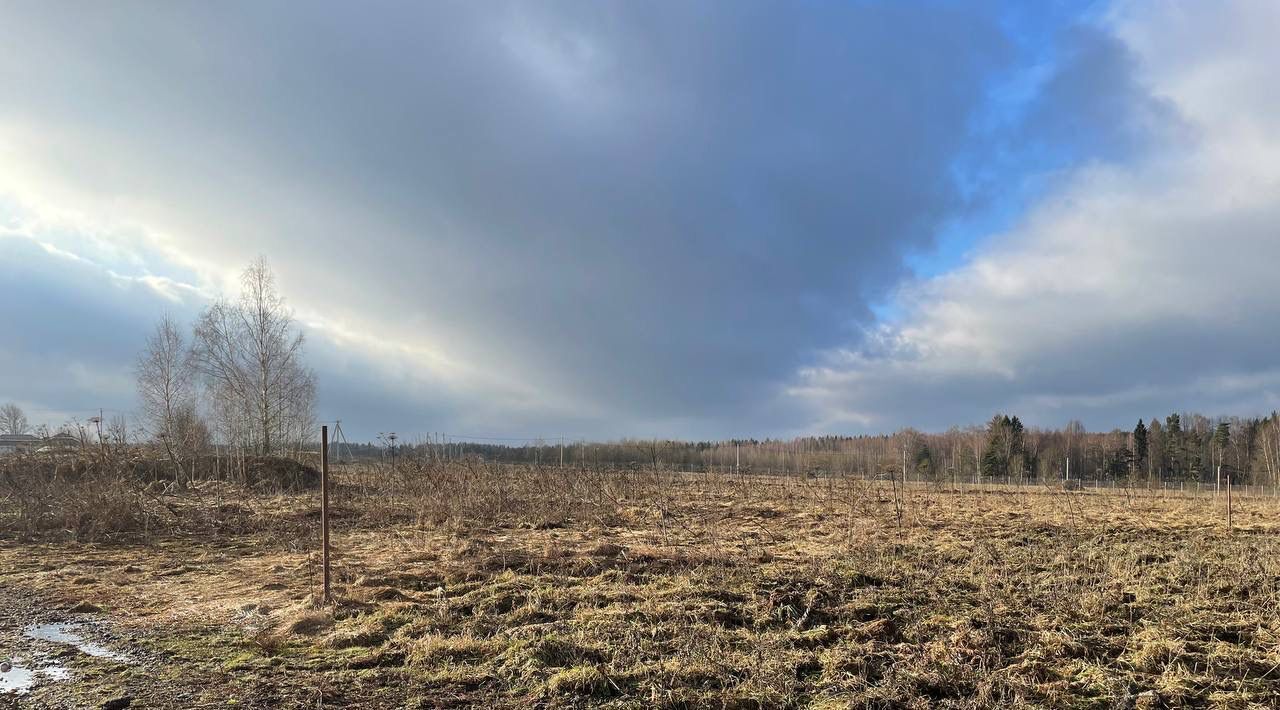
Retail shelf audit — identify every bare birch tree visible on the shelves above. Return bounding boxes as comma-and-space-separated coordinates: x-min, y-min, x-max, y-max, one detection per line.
1258, 415, 1280, 487
192, 258, 316, 456
0, 402, 29, 435
136, 315, 206, 480
136, 316, 195, 438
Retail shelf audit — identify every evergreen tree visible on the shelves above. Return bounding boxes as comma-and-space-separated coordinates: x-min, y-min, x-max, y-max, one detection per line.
913, 442, 935, 479
1187, 430, 1203, 481
1009, 416, 1026, 475
1107, 446, 1133, 479
981, 414, 1005, 477
1133, 419, 1149, 471
1165, 413, 1183, 478
981, 413, 1021, 477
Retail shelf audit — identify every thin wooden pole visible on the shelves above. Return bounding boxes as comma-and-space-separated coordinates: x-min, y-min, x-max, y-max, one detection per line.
321, 425, 331, 603
1227, 472, 1233, 533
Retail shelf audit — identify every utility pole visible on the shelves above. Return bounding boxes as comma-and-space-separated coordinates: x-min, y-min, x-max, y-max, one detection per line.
91, 410, 104, 456
332, 420, 351, 463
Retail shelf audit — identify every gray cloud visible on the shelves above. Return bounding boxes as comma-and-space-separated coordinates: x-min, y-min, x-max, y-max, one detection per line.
0, 1, 1026, 438
1018, 25, 1186, 162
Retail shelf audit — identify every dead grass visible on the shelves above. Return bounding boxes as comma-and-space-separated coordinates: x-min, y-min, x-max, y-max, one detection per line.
3, 463, 1280, 707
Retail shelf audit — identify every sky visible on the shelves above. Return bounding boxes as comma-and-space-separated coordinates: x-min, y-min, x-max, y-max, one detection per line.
2, 1, 1279, 442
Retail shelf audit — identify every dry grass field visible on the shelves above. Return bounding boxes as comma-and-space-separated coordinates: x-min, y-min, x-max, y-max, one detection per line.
3, 461, 1280, 708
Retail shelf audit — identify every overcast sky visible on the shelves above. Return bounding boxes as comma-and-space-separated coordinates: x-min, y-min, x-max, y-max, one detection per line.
2, 1, 1279, 441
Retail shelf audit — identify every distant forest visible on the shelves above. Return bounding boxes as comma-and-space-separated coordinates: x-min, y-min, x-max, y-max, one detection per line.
340, 412, 1280, 487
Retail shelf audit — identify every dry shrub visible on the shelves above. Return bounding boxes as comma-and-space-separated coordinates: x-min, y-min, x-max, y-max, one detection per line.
250, 627, 287, 656
0, 451, 161, 538
0, 449, 319, 539
361, 455, 683, 529
134, 453, 320, 491
282, 609, 334, 636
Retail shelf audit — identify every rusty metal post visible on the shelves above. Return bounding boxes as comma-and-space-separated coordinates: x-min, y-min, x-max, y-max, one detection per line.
321, 425, 331, 603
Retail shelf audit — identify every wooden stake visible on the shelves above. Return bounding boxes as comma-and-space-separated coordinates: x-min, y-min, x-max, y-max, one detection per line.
321, 425, 331, 603
1227, 472, 1232, 533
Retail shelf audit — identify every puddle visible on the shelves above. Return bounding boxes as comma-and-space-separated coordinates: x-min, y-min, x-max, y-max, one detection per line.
1, 622, 132, 694
0, 657, 70, 695
24, 623, 131, 662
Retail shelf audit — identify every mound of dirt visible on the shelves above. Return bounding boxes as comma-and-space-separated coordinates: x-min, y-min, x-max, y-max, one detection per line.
124, 454, 320, 490
240, 456, 321, 491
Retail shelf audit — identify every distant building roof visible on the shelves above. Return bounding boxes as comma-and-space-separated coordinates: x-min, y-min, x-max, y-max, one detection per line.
0, 434, 39, 443
0, 433, 80, 452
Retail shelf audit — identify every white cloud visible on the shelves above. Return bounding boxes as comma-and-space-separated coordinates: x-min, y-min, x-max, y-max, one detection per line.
794, 0, 1280, 432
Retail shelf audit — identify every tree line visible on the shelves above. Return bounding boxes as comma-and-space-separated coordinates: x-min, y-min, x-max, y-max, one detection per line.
364, 412, 1280, 487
